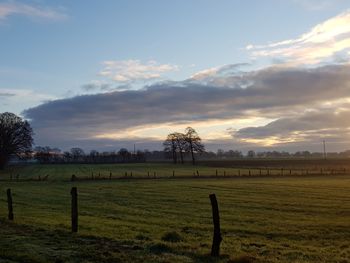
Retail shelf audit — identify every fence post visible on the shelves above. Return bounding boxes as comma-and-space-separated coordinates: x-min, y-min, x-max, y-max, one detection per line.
209, 194, 222, 257
223, 171, 226, 177
197, 170, 200, 177
215, 169, 218, 177
173, 170, 175, 177
71, 187, 78, 233
109, 172, 112, 180
7, 189, 14, 221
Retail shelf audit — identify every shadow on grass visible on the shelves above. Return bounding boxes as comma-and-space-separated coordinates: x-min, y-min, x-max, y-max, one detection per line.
0, 219, 257, 263
0, 219, 146, 263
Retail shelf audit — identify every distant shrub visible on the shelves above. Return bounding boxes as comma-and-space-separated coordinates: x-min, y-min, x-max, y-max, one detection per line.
228, 255, 256, 263
135, 234, 150, 241
149, 243, 172, 254
161, 231, 183, 243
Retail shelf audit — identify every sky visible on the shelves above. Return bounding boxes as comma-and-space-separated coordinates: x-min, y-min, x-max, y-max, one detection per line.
1, 0, 350, 152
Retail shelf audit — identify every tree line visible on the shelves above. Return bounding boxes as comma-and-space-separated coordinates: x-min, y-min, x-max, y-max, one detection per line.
3, 112, 350, 169
34, 146, 146, 164
163, 127, 205, 165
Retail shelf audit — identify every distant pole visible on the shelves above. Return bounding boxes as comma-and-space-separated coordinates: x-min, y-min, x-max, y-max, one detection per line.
323, 140, 327, 160
71, 187, 78, 233
209, 194, 222, 257
7, 189, 14, 221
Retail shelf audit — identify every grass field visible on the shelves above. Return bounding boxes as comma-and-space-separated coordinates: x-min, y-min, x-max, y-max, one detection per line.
0, 163, 350, 262
1, 161, 349, 182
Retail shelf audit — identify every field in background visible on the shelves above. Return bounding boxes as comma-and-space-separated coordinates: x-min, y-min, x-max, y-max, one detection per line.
0, 162, 349, 262
2, 158, 350, 181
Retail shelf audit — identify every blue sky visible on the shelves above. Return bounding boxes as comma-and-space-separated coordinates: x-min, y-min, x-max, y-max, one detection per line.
1, 0, 350, 152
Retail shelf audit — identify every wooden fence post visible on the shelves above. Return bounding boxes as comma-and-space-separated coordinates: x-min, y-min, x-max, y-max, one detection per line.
109, 172, 112, 180
71, 187, 78, 233
7, 189, 14, 221
209, 194, 222, 257
216, 169, 218, 177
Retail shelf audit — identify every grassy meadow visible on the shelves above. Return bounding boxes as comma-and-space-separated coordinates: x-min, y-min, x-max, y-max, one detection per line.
0, 163, 349, 262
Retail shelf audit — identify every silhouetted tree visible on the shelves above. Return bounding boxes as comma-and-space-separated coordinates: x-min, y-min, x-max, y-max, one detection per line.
34, 146, 61, 163
0, 112, 33, 169
163, 133, 178, 163
118, 148, 130, 162
247, 150, 256, 158
70, 147, 85, 162
184, 127, 205, 165
89, 150, 99, 163
173, 132, 186, 164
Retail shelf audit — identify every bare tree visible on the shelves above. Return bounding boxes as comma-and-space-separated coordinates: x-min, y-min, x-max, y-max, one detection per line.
163, 133, 177, 163
0, 112, 33, 169
118, 148, 130, 162
70, 147, 85, 162
184, 127, 205, 165
173, 132, 186, 164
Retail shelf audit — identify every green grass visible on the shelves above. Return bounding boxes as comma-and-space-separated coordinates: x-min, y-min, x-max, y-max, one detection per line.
1, 163, 342, 182
0, 164, 349, 262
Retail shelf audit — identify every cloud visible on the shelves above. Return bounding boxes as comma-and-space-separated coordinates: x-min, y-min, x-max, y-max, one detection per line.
99, 60, 178, 83
247, 10, 350, 65
0, 91, 15, 97
190, 63, 250, 81
0, 88, 55, 115
23, 63, 350, 150
0, 1, 67, 21
81, 81, 111, 92
233, 108, 350, 146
